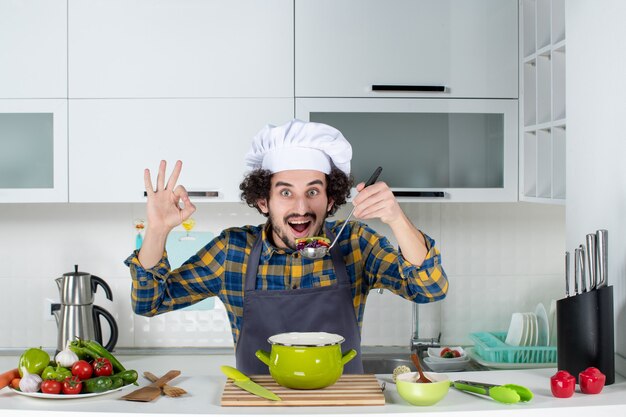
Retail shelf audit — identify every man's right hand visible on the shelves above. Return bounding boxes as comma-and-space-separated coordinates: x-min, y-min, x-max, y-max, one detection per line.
138, 160, 196, 268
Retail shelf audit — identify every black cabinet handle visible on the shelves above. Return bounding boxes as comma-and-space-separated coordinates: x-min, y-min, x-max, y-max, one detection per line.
372, 85, 446, 92
143, 191, 220, 198
392, 191, 445, 198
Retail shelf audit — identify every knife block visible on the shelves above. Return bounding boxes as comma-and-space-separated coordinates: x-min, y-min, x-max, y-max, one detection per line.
556, 286, 615, 385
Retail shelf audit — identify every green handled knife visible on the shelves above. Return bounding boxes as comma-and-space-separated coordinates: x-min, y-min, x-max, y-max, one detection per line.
220, 365, 282, 401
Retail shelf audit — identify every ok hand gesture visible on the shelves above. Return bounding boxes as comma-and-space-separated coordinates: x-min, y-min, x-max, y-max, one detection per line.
144, 160, 196, 234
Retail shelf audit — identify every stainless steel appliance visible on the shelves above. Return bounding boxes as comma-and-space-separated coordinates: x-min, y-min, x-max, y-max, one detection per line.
52, 265, 118, 352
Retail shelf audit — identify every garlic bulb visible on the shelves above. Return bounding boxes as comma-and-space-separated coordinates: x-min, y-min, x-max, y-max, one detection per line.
55, 342, 79, 367
19, 371, 42, 393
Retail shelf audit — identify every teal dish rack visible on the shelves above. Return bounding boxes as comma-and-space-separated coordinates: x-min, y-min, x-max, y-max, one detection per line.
470, 332, 557, 364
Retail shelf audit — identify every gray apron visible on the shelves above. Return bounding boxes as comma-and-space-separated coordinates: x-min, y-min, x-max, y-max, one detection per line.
235, 225, 364, 375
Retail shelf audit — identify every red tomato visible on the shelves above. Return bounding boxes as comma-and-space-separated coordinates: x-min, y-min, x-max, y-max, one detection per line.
41, 379, 62, 395
93, 357, 113, 377
451, 350, 461, 358
439, 347, 451, 357
62, 376, 83, 395
71, 360, 93, 380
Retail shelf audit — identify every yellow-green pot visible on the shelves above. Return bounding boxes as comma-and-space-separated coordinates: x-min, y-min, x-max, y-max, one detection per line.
255, 332, 357, 390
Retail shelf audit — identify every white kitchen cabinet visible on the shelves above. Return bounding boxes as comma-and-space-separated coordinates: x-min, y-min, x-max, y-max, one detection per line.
69, 99, 293, 202
68, 0, 293, 99
0, 0, 67, 98
295, 0, 518, 99
0, 99, 68, 202
297, 98, 518, 202
519, 0, 566, 204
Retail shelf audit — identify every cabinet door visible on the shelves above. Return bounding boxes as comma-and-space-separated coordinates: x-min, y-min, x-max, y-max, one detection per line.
0, 0, 67, 98
296, 98, 518, 202
295, 0, 517, 99
69, 99, 294, 202
0, 100, 68, 202
69, 0, 293, 98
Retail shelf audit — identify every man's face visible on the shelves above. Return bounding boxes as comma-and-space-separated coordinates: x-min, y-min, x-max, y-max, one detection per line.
258, 170, 334, 250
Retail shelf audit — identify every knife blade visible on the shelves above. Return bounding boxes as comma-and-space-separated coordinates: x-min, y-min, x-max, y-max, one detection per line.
596, 229, 608, 288
220, 365, 281, 401
578, 245, 587, 293
565, 251, 570, 297
574, 247, 581, 295
585, 234, 597, 290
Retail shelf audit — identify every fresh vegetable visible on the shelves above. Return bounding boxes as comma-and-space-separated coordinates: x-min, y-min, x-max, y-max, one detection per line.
10, 378, 20, 389
110, 376, 124, 390
579, 367, 606, 394
18, 347, 50, 377
62, 376, 83, 395
82, 376, 113, 393
440, 348, 461, 358
71, 360, 93, 380
0, 368, 20, 390
550, 370, 576, 398
41, 379, 62, 394
70, 339, 125, 373
19, 372, 42, 393
55, 342, 79, 368
93, 358, 113, 377
113, 369, 139, 385
42, 365, 72, 382
295, 236, 331, 251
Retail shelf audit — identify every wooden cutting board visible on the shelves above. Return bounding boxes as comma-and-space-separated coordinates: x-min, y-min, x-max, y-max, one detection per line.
221, 374, 385, 407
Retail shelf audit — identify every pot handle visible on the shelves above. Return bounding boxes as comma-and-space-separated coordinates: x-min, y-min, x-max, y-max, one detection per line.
255, 350, 271, 366
341, 349, 358, 365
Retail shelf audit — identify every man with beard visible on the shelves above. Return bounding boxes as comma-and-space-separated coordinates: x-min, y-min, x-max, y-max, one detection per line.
125, 119, 448, 374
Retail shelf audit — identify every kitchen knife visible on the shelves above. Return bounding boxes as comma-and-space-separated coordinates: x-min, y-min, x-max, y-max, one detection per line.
574, 247, 581, 295
220, 366, 281, 401
565, 251, 570, 297
596, 229, 608, 288
585, 234, 597, 290
578, 245, 587, 293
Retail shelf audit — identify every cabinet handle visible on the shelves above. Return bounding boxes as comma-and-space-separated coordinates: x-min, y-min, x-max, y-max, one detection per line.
392, 191, 445, 198
372, 85, 446, 92
143, 191, 220, 198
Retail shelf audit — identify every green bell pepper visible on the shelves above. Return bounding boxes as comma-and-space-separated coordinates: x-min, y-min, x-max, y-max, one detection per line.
41, 365, 72, 382
18, 347, 51, 377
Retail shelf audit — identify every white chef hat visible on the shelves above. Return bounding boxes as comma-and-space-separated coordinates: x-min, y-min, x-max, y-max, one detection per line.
244, 119, 352, 175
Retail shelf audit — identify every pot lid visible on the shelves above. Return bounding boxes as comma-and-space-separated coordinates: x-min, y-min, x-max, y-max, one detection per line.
268, 332, 345, 347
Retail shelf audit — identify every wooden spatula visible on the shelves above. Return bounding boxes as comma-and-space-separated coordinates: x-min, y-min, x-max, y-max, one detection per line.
121, 370, 181, 402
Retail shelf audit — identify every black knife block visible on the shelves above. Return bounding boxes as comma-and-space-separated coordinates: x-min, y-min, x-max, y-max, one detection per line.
556, 286, 615, 385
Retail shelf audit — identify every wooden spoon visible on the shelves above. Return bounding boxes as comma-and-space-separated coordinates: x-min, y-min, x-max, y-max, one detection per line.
411, 353, 432, 383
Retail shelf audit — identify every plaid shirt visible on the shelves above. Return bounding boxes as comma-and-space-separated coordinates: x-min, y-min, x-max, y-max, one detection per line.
125, 220, 448, 345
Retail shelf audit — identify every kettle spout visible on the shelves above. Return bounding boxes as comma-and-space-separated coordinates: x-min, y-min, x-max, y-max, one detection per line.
51, 303, 61, 325
55, 277, 63, 293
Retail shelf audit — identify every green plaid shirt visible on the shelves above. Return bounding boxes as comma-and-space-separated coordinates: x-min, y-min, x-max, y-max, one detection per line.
125, 220, 448, 345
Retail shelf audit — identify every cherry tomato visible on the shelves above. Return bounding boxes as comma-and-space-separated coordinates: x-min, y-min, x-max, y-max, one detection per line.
93, 357, 113, 377
62, 376, 83, 395
41, 379, 62, 395
451, 350, 461, 358
439, 347, 451, 357
71, 360, 93, 380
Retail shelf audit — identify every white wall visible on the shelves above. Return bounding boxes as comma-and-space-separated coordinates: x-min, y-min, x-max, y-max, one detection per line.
0, 201, 564, 349
567, 1, 626, 373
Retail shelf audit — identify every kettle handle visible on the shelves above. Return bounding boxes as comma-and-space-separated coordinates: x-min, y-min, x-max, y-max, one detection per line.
91, 276, 113, 301
92, 305, 118, 352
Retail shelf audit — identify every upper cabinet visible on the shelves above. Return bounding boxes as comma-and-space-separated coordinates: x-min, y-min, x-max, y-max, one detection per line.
295, 0, 518, 99
0, 0, 67, 98
68, 0, 293, 98
519, 0, 566, 204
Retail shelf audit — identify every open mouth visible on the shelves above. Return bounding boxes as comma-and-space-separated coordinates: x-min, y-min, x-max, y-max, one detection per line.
288, 219, 312, 237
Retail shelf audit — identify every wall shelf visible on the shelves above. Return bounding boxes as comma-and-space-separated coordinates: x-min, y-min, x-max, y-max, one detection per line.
519, 0, 566, 204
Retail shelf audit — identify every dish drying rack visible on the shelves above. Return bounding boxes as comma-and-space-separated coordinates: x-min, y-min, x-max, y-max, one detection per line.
470, 332, 557, 364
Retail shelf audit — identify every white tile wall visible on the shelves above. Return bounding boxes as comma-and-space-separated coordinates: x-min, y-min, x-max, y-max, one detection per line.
0, 201, 564, 349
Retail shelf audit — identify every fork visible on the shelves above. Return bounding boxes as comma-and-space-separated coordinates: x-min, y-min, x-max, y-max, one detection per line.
144, 371, 188, 397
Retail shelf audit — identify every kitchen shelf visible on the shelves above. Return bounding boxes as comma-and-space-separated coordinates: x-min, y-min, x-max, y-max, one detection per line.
519, 0, 566, 204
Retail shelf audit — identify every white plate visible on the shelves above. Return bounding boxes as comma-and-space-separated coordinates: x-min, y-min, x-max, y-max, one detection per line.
535, 303, 550, 346
466, 347, 556, 370
423, 356, 470, 372
9, 383, 132, 400
426, 346, 467, 361
505, 313, 525, 346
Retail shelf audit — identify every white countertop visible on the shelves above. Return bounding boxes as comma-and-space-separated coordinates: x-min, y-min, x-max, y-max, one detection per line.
1, 353, 625, 417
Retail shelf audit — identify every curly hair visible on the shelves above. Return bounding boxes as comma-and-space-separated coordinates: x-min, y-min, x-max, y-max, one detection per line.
239, 168, 354, 217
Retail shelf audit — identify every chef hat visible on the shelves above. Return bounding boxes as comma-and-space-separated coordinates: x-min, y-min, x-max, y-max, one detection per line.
244, 119, 352, 175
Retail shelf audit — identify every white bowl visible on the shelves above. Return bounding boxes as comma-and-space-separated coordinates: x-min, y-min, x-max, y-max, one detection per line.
427, 346, 467, 362
423, 356, 470, 372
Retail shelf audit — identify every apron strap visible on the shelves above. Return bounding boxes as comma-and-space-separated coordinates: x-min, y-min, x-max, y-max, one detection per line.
244, 232, 264, 292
